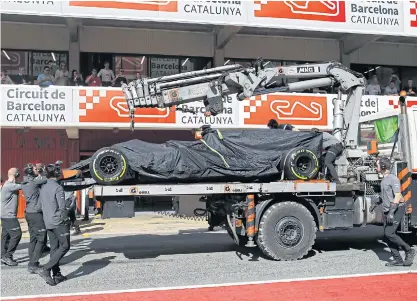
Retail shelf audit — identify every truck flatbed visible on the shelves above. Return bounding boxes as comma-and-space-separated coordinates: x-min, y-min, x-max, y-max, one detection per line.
92, 180, 337, 197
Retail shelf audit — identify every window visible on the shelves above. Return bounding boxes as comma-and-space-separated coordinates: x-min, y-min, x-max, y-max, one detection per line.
1, 49, 68, 83
115, 55, 148, 80
358, 116, 399, 154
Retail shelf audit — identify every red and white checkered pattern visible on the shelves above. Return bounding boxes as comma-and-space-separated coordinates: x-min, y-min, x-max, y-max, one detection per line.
242, 95, 267, 119
411, 1, 417, 27
254, 0, 268, 11
78, 89, 107, 117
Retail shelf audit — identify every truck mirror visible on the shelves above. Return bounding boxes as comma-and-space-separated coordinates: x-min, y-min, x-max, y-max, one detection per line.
367, 140, 378, 155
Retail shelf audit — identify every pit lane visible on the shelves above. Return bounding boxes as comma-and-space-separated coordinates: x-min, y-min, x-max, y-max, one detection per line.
1, 224, 416, 298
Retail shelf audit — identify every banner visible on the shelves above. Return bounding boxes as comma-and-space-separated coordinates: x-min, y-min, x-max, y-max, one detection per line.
0, 85, 74, 127
1, 1, 416, 37
1, 85, 416, 130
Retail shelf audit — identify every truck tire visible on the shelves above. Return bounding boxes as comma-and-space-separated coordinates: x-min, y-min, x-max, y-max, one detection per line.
282, 147, 319, 180
90, 147, 129, 185
256, 201, 316, 261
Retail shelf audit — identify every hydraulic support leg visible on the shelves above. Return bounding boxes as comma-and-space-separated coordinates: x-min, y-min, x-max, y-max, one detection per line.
245, 194, 256, 247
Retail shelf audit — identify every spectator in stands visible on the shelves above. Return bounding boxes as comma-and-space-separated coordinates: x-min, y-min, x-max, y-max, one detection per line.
384, 80, 399, 96
1, 70, 14, 85
36, 66, 54, 87
113, 68, 128, 87
390, 73, 401, 92
98, 61, 115, 87
365, 75, 381, 95
70, 70, 83, 86
14, 67, 30, 85
85, 69, 102, 87
403, 79, 416, 96
54, 62, 69, 86
135, 72, 141, 80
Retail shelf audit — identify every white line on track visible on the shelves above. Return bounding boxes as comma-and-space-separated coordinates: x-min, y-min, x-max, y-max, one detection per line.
2, 270, 416, 300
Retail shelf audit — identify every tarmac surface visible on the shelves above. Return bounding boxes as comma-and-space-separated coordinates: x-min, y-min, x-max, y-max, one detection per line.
1, 216, 416, 299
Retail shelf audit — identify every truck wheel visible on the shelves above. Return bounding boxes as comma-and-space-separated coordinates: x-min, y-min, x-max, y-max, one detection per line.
90, 147, 129, 185
256, 201, 316, 261
282, 147, 319, 180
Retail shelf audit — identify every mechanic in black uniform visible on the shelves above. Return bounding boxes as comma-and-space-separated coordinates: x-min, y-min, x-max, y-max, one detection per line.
21, 163, 47, 273
34, 162, 51, 254
267, 119, 296, 131
311, 128, 343, 184
369, 157, 415, 266
36, 164, 71, 286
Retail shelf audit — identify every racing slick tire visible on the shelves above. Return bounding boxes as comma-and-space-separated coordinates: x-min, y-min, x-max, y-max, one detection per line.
282, 147, 319, 180
256, 201, 317, 261
90, 147, 129, 185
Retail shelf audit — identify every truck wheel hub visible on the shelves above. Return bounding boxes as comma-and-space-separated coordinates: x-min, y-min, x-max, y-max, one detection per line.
275, 218, 302, 248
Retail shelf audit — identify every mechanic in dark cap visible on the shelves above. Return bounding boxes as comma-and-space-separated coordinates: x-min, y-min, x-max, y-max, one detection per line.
21, 163, 47, 273
369, 157, 415, 266
267, 119, 297, 131
36, 163, 71, 286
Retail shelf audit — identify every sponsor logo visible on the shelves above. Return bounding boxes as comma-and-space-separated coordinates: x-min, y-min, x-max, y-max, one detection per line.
349, 1, 401, 27
182, 1, 243, 16
243, 94, 328, 126
389, 99, 417, 109
69, 0, 178, 12
297, 66, 320, 73
77, 89, 175, 124
254, 1, 346, 22
3, 87, 68, 123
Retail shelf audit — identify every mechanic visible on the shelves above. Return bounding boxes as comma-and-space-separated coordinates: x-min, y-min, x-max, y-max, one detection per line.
34, 161, 51, 254
311, 128, 343, 184
65, 191, 81, 235
369, 157, 415, 267
21, 163, 47, 273
36, 164, 71, 286
1, 168, 23, 266
267, 119, 297, 131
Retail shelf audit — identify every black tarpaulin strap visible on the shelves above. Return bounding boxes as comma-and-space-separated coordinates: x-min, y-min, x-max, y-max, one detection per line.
199, 129, 230, 169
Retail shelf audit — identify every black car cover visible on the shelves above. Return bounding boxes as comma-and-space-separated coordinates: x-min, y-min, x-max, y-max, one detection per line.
75, 126, 323, 184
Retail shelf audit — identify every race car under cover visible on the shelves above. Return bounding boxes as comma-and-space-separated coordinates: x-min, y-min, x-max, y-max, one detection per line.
68, 126, 324, 186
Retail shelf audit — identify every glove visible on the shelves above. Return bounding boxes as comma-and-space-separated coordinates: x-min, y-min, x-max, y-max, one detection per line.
386, 203, 399, 225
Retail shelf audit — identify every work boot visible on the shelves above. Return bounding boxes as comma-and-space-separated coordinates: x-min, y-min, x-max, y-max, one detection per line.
27, 262, 41, 274
36, 268, 56, 286
1, 256, 18, 266
53, 272, 68, 284
403, 249, 416, 267
72, 225, 81, 235
385, 259, 404, 267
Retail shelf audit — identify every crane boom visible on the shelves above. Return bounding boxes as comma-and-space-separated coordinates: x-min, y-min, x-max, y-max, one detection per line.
122, 59, 365, 147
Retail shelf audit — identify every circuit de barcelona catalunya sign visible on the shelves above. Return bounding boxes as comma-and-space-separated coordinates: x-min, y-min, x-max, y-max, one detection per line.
1, 1, 417, 37
1, 85, 417, 130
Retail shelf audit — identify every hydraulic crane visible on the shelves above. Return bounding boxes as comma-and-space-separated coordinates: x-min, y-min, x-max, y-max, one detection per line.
122, 59, 368, 182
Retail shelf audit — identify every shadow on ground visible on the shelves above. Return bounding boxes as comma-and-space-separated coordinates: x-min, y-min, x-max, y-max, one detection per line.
13, 225, 416, 279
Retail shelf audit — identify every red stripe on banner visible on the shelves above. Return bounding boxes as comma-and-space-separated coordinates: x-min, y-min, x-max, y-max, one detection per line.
9, 273, 417, 301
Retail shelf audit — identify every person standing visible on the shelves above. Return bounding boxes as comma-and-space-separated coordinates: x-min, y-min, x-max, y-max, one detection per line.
1, 168, 22, 266
21, 163, 47, 273
98, 61, 115, 87
369, 157, 415, 266
65, 191, 81, 235
311, 128, 343, 183
34, 161, 51, 254
36, 164, 71, 286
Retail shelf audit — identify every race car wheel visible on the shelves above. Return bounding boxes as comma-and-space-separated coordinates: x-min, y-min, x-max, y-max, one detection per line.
256, 201, 316, 261
282, 147, 319, 180
90, 147, 129, 185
